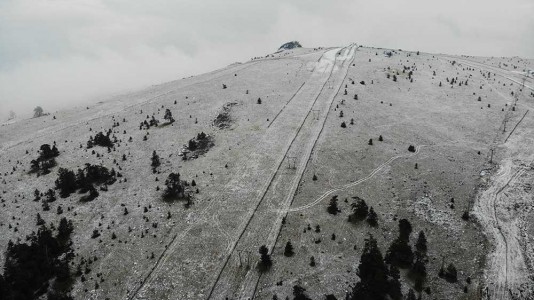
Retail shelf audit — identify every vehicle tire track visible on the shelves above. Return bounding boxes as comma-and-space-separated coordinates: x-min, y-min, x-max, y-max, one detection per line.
288, 145, 426, 213
206, 46, 352, 300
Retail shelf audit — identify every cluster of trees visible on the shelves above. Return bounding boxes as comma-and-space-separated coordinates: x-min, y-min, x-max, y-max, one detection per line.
139, 116, 159, 130
187, 132, 209, 151
55, 164, 117, 199
183, 132, 214, 160
30, 144, 60, 176
348, 197, 378, 227
36, 188, 57, 211
347, 235, 404, 300
87, 131, 114, 148
139, 109, 174, 130
384, 219, 428, 291
0, 218, 75, 299
162, 172, 193, 205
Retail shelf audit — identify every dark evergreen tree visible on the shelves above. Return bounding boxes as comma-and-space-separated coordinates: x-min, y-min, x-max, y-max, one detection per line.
347, 235, 392, 300
398, 219, 412, 241
258, 245, 272, 271
415, 231, 427, 253
284, 241, 295, 257
385, 237, 414, 268
57, 217, 74, 243
327, 195, 340, 215
55, 168, 77, 198
164, 109, 175, 123
151, 151, 161, 172
444, 263, 458, 282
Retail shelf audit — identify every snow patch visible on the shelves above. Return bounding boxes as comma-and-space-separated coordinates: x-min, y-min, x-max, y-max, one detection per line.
413, 196, 460, 232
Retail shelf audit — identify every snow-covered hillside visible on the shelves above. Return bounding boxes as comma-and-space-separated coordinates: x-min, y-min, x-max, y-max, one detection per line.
1, 44, 534, 300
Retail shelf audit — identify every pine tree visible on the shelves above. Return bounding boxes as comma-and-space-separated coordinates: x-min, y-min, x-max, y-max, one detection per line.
347, 235, 392, 300
164, 109, 175, 123
284, 241, 295, 257
399, 219, 412, 241
415, 231, 427, 253
327, 195, 340, 215
258, 245, 272, 271
385, 237, 414, 268
151, 151, 161, 172
444, 263, 458, 282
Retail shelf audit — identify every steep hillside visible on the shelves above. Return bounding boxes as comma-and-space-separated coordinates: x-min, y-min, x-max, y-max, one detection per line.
1, 44, 533, 300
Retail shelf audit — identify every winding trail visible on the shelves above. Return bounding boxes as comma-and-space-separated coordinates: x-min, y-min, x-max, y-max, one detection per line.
288, 145, 426, 213
463, 56, 534, 299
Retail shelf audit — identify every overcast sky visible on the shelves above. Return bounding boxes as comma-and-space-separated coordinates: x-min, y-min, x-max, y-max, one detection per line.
1, 0, 533, 119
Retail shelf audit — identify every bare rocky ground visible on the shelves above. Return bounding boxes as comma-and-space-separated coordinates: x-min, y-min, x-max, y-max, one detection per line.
1, 44, 533, 300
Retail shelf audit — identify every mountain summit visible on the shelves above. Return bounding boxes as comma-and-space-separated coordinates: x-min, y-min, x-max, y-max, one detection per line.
278, 41, 302, 50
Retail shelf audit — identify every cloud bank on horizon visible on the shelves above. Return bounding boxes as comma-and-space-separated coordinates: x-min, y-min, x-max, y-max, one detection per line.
1, 0, 533, 119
